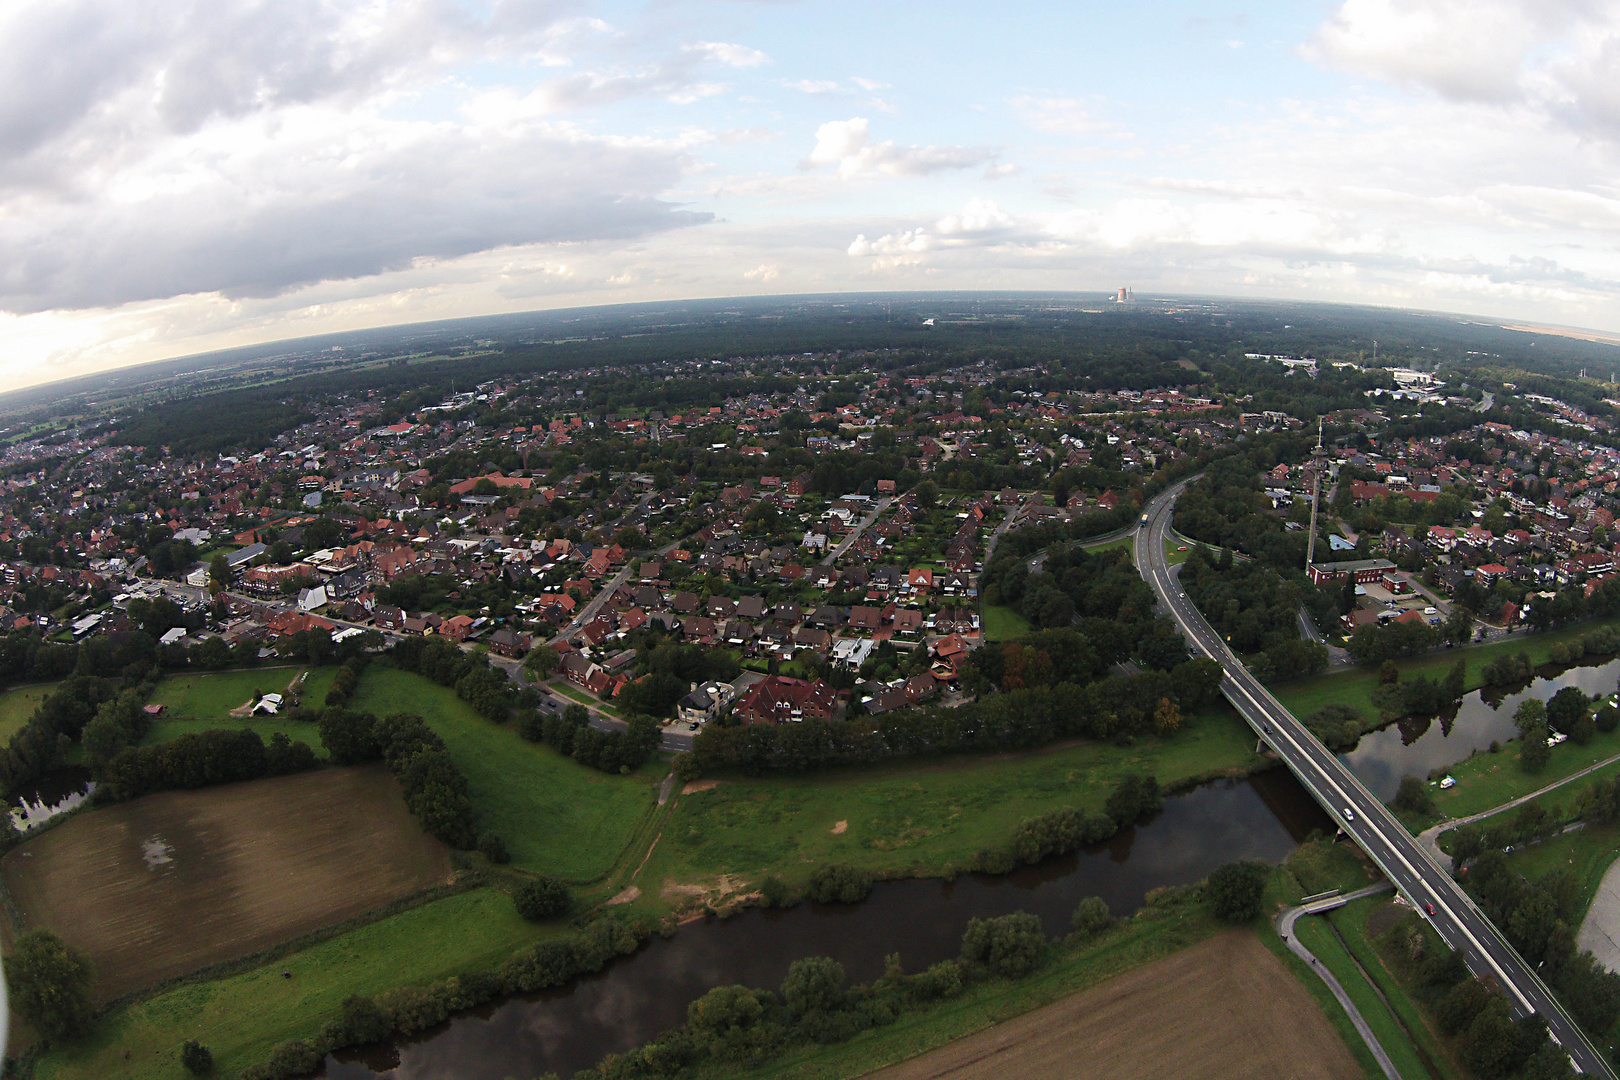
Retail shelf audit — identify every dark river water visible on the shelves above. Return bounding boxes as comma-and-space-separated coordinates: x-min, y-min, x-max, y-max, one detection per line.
1340, 653, 1620, 800
310, 654, 1619, 1078
326, 769, 1332, 1080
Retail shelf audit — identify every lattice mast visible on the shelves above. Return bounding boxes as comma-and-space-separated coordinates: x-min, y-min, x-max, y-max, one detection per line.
1305, 417, 1329, 570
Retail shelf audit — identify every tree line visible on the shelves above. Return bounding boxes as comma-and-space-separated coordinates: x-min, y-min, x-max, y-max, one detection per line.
317, 708, 484, 850
686, 658, 1224, 777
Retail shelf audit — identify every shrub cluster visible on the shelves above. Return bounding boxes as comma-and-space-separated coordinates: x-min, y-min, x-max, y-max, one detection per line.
324, 657, 366, 707
514, 876, 571, 921
1547, 623, 1620, 666
520, 703, 660, 775
977, 775, 1163, 873
1303, 703, 1363, 751
805, 864, 873, 904
1480, 652, 1536, 688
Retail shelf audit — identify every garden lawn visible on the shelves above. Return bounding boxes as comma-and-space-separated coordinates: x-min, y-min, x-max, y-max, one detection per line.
1430, 725, 1620, 820
641, 704, 1266, 912
0, 682, 57, 744
348, 668, 659, 882
147, 666, 328, 720
980, 605, 1031, 642
32, 888, 564, 1080
1273, 618, 1620, 733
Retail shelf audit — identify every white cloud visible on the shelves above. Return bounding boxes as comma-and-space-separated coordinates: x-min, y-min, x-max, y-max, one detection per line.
743, 263, 781, 282
850, 76, 890, 91
935, 199, 1014, 237
789, 79, 841, 94
805, 118, 995, 178
689, 41, 769, 68
1306, 0, 1620, 143
1007, 95, 1129, 137
0, 108, 710, 313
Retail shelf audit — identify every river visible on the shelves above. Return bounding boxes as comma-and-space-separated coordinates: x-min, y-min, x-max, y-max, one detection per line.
1340, 653, 1620, 801
327, 653, 1620, 1078
326, 769, 1332, 1080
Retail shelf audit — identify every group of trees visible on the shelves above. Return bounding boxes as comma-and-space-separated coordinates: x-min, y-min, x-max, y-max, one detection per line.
1179, 546, 1330, 681
317, 709, 482, 849
981, 543, 1156, 641
559, 910, 1053, 1080
0, 675, 120, 791
688, 659, 1224, 777
1173, 452, 1315, 571
1508, 690, 1615, 774
616, 640, 743, 718
1462, 850, 1620, 1044
389, 637, 521, 723
102, 727, 317, 799
961, 627, 1108, 695
995, 775, 1164, 869
1372, 661, 1466, 723
1346, 618, 1446, 665
520, 703, 661, 775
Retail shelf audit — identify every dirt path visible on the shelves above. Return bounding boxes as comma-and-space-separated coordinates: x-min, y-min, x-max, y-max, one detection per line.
867, 930, 1361, 1080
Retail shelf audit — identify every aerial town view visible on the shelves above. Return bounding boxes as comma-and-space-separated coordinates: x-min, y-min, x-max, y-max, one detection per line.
6, 2, 1620, 1080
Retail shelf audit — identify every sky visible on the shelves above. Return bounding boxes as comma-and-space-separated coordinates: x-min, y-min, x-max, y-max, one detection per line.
6, 0, 1620, 391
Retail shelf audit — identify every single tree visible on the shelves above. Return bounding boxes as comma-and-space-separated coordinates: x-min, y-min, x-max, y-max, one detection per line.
1205, 860, 1267, 922
1394, 775, 1434, 815
10, 930, 94, 1040
513, 876, 571, 921
181, 1040, 214, 1076
1071, 896, 1113, 939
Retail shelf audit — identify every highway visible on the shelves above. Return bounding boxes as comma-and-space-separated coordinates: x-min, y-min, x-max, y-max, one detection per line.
1135, 480, 1613, 1078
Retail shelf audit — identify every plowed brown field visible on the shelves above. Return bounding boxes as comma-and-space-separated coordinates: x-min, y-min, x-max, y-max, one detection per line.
869, 930, 1361, 1080
2, 764, 450, 999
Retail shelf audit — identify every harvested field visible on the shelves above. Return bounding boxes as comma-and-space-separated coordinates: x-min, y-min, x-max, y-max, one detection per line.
869, 930, 1361, 1080
2, 765, 449, 1000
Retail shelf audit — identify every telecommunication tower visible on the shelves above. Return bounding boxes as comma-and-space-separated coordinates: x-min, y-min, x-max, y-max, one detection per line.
1304, 417, 1329, 571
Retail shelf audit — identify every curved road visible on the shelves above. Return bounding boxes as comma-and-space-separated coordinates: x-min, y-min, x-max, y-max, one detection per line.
1136, 481, 1612, 1078
1277, 884, 1400, 1080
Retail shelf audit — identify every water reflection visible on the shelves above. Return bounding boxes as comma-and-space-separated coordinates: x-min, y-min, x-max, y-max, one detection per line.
1341, 653, 1620, 800
9, 766, 94, 831
326, 772, 1330, 1080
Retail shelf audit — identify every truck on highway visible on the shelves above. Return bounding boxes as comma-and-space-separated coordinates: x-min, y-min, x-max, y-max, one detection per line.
1140, 513, 1150, 526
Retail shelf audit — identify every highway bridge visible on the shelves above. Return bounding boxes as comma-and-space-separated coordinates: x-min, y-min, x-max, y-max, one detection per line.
1135, 479, 1613, 1078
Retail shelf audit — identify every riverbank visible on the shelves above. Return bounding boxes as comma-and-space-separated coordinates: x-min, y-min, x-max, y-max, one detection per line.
626, 701, 1272, 920
1273, 616, 1620, 733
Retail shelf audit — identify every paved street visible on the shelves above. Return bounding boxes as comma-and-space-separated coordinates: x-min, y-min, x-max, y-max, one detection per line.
820, 496, 892, 565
